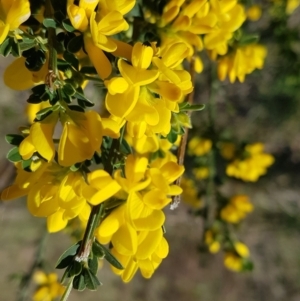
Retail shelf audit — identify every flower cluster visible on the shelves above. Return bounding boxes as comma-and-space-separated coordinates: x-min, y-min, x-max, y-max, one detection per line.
220, 195, 254, 224
33, 271, 65, 301
226, 143, 275, 182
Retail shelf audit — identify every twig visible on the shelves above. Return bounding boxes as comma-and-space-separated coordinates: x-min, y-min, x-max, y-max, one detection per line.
171, 53, 197, 209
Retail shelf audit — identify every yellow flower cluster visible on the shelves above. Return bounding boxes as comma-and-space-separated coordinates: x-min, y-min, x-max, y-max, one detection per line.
96, 154, 184, 281
33, 271, 65, 301
157, 0, 247, 71
205, 230, 220, 254
226, 143, 274, 182
218, 44, 267, 83
188, 137, 212, 156
220, 195, 253, 224
224, 242, 250, 272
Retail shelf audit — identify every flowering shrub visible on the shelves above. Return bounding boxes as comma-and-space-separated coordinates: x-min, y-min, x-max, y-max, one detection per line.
0, 0, 297, 300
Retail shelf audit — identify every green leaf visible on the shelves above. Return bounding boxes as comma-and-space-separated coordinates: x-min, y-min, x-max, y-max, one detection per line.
63, 51, 79, 70
69, 261, 83, 277
32, 84, 46, 94
179, 103, 205, 112
27, 93, 42, 104
70, 162, 81, 171
92, 241, 105, 258
94, 241, 124, 270
167, 130, 178, 144
19, 40, 37, 51
35, 107, 54, 121
83, 268, 101, 290
88, 255, 98, 275
7, 147, 22, 163
242, 259, 254, 271
67, 35, 83, 53
73, 274, 86, 291
120, 138, 132, 155
68, 105, 85, 112
5, 134, 24, 146
74, 91, 94, 106
80, 66, 97, 74
22, 159, 32, 171
10, 38, 21, 57
56, 242, 80, 269
0, 38, 12, 57
63, 83, 76, 96
43, 18, 57, 28
239, 35, 259, 46
62, 19, 75, 32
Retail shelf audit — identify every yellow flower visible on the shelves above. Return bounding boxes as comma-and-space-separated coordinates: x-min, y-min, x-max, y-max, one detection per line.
59, 109, 103, 166
226, 143, 274, 182
205, 230, 220, 254
218, 44, 267, 83
33, 271, 65, 301
220, 195, 253, 223
247, 5, 262, 21
286, 0, 300, 14
193, 167, 209, 179
188, 137, 212, 156
82, 169, 121, 206
224, 252, 243, 272
4, 56, 49, 90
0, 0, 30, 44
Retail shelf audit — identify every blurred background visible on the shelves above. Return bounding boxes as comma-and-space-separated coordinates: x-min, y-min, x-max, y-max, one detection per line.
1, 4, 300, 301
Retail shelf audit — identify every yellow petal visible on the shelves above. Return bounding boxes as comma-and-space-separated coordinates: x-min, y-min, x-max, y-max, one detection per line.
118, 59, 159, 86
112, 224, 138, 255
132, 42, 153, 69
47, 210, 68, 233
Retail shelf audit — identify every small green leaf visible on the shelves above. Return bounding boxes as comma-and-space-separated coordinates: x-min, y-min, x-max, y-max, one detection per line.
43, 18, 57, 28
70, 162, 81, 171
74, 91, 94, 106
7, 147, 22, 163
88, 255, 98, 275
32, 84, 46, 94
94, 241, 124, 270
56, 242, 80, 269
69, 261, 83, 277
5, 134, 24, 146
67, 35, 83, 53
120, 138, 132, 155
239, 35, 259, 46
10, 38, 21, 57
63, 83, 76, 96
27, 93, 42, 104
167, 130, 178, 144
22, 159, 32, 171
242, 259, 254, 271
19, 40, 37, 51
63, 51, 79, 70
80, 66, 97, 74
62, 19, 75, 32
92, 242, 105, 258
83, 268, 101, 290
0, 38, 12, 57
35, 107, 54, 121
179, 103, 205, 112
68, 105, 85, 112
73, 274, 86, 291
